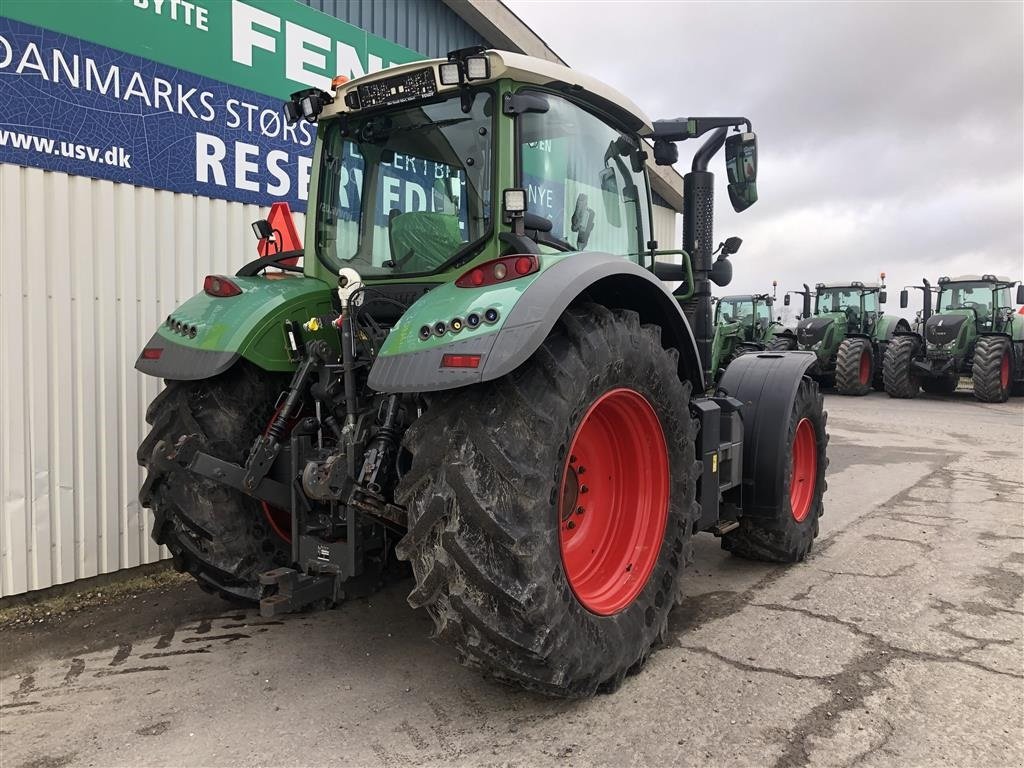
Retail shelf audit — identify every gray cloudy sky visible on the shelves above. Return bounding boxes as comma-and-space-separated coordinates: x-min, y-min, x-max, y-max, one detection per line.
506, 0, 1023, 317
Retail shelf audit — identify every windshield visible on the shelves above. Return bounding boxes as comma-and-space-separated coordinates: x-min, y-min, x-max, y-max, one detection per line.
937, 282, 995, 314
315, 91, 493, 277
816, 288, 862, 314
717, 298, 752, 325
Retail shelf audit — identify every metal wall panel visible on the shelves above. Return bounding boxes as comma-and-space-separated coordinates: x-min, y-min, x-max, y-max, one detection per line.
300, 0, 486, 58
0, 165, 305, 596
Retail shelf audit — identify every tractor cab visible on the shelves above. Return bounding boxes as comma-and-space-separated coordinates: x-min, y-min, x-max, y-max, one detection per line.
715, 294, 772, 341
813, 281, 886, 336
934, 275, 1020, 336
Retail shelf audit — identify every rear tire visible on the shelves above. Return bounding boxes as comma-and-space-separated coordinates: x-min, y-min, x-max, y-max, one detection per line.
834, 337, 873, 396
138, 364, 289, 602
883, 335, 922, 399
767, 336, 797, 351
395, 304, 699, 697
722, 377, 827, 562
972, 336, 1012, 403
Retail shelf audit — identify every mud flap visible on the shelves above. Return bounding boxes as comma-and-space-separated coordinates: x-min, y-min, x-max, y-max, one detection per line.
718, 351, 817, 517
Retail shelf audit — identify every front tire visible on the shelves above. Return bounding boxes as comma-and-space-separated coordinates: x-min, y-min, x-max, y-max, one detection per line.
395, 304, 699, 697
883, 335, 922, 399
138, 364, 289, 601
834, 337, 873, 396
767, 336, 797, 351
972, 336, 1012, 403
722, 377, 827, 562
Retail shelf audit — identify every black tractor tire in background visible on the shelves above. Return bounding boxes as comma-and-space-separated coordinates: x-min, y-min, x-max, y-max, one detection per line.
921, 376, 958, 396
834, 337, 874, 396
972, 335, 1013, 403
766, 336, 797, 351
138, 364, 289, 602
395, 303, 700, 697
721, 377, 827, 562
872, 342, 889, 392
883, 335, 922, 399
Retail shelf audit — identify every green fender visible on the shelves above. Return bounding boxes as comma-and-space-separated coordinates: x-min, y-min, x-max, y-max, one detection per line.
872, 314, 911, 341
135, 275, 336, 381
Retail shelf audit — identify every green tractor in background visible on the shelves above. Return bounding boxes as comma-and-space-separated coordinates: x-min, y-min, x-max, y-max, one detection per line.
771, 276, 910, 395
134, 48, 829, 697
710, 281, 786, 379
884, 274, 1024, 402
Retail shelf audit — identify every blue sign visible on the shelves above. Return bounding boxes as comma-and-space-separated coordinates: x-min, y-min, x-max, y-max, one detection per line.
0, 17, 317, 211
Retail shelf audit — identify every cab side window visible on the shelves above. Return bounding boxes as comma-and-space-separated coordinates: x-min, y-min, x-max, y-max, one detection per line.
517, 91, 649, 259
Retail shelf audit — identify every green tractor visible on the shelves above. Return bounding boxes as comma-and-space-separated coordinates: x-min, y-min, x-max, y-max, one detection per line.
884, 274, 1024, 402
135, 48, 828, 697
772, 277, 909, 395
710, 282, 786, 379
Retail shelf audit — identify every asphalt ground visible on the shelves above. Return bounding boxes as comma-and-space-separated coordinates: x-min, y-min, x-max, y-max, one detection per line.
2, 390, 1022, 768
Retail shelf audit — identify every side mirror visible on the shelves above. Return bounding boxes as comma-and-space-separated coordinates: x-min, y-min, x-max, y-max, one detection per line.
725, 131, 758, 212
766, 297, 773, 307
653, 139, 678, 166
1016, 284, 1024, 304
879, 290, 887, 304
599, 167, 622, 228
710, 258, 733, 287
900, 289, 909, 309
784, 294, 791, 306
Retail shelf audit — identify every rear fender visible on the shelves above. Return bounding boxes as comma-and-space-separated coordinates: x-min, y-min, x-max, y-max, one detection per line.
718, 351, 818, 518
136, 276, 335, 381
367, 254, 703, 393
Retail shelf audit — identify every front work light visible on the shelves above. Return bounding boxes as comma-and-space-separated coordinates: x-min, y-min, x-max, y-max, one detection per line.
465, 55, 489, 80
439, 62, 460, 85
252, 219, 273, 240
503, 188, 526, 215
283, 88, 333, 125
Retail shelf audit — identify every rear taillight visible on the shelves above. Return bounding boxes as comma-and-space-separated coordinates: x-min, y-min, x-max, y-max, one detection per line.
441, 354, 481, 369
141, 347, 163, 360
455, 255, 539, 288
204, 275, 243, 297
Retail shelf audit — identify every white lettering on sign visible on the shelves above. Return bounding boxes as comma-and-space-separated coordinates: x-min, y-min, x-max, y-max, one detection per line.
284, 21, 331, 91
132, 0, 210, 32
231, 0, 279, 67
230, 0, 400, 88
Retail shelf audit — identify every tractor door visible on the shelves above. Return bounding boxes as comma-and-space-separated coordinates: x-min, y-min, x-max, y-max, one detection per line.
862, 290, 879, 335
516, 90, 652, 260
754, 299, 771, 341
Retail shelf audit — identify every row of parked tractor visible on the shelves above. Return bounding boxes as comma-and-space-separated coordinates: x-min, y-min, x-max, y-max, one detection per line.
712, 273, 1024, 403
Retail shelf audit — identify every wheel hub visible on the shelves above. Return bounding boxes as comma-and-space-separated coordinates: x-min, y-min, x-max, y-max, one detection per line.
790, 418, 817, 522
557, 388, 669, 616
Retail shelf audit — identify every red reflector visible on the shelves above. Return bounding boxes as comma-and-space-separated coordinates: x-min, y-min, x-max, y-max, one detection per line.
204, 275, 243, 297
441, 354, 481, 369
455, 255, 539, 288
142, 347, 163, 360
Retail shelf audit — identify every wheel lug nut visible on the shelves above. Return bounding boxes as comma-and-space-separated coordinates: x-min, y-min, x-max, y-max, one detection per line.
576, 506, 585, 515
566, 521, 576, 530
569, 455, 577, 464
578, 466, 586, 474
580, 485, 588, 494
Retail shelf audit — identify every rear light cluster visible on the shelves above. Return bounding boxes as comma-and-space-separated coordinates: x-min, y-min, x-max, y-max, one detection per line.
204, 275, 243, 297
455, 255, 539, 288
166, 315, 198, 339
419, 307, 499, 340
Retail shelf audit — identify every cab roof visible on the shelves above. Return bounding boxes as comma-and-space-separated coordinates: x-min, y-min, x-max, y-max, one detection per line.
815, 282, 881, 290
326, 49, 654, 134
939, 274, 1015, 284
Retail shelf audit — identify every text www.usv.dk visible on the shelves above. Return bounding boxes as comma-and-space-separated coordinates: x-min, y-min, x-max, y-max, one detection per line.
0, 129, 132, 168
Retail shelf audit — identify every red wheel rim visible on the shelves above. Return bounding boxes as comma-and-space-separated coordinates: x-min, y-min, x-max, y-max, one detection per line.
1000, 352, 1011, 390
260, 405, 293, 543
790, 418, 817, 523
558, 388, 669, 616
859, 348, 871, 385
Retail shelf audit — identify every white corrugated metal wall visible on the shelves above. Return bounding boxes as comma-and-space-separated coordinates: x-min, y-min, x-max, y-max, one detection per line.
0, 164, 304, 596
